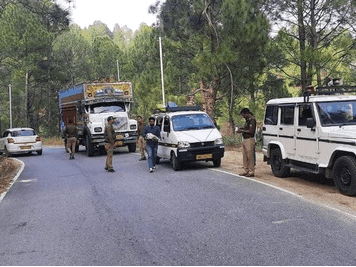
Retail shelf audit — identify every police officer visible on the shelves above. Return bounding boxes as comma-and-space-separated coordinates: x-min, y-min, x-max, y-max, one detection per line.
136, 115, 146, 161
104, 116, 116, 172
236, 108, 256, 177
63, 119, 78, 160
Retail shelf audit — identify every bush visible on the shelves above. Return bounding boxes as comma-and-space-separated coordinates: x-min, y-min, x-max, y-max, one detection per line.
222, 135, 243, 146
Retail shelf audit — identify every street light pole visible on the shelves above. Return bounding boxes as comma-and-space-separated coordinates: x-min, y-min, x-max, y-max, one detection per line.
159, 37, 165, 106
9, 84, 12, 128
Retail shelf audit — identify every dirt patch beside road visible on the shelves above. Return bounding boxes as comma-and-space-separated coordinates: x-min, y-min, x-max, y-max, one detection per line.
0, 156, 22, 195
222, 146, 356, 217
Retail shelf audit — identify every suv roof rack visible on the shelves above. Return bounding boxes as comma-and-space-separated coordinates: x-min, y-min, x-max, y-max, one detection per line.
166, 105, 202, 112
315, 86, 356, 95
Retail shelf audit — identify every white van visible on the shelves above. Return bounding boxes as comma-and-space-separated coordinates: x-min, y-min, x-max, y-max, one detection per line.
262, 90, 356, 195
152, 106, 225, 171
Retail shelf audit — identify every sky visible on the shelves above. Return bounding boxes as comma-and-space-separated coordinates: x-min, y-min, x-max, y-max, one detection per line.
57, 0, 161, 32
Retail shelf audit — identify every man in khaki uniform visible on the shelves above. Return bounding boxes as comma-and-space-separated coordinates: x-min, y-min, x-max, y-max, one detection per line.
104, 116, 116, 172
236, 108, 256, 177
136, 115, 146, 161
63, 119, 78, 160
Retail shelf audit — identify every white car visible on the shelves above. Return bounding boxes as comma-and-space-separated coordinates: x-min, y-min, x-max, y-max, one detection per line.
0, 128, 43, 156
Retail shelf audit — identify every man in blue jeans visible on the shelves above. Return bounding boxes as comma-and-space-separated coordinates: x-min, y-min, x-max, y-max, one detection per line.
143, 117, 161, 173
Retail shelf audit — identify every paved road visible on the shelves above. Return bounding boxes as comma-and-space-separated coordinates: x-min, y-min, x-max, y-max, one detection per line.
1, 146, 356, 265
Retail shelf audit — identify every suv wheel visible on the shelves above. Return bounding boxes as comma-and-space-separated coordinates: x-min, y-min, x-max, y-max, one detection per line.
332, 156, 356, 196
270, 148, 290, 178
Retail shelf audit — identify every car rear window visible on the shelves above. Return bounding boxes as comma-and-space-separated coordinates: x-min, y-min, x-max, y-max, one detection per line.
11, 130, 35, 137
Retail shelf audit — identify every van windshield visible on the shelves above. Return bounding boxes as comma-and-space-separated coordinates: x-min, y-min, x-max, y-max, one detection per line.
317, 101, 356, 126
172, 114, 215, 131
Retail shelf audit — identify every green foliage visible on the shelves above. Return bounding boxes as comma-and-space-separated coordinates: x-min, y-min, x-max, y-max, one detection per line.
2, 0, 356, 138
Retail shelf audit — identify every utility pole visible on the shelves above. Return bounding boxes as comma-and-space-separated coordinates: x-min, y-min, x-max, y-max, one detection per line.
117, 60, 120, 81
9, 84, 12, 128
159, 37, 165, 106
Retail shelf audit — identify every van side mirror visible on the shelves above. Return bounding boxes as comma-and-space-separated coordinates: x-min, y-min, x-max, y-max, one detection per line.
306, 117, 315, 129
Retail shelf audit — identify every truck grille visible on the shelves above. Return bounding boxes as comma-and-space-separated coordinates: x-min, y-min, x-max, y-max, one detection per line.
113, 117, 128, 131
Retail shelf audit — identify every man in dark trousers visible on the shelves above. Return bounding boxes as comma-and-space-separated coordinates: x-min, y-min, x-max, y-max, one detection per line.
236, 108, 256, 177
143, 117, 161, 173
63, 119, 78, 160
104, 116, 116, 172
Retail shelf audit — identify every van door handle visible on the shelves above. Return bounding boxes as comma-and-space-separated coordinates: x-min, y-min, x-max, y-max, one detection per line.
297, 128, 301, 132
262, 127, 266, 131
279, 128, 283, 130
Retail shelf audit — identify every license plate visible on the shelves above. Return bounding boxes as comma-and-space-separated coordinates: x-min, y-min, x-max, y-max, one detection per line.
196, 154, 212, 160
21, 146, 31, 149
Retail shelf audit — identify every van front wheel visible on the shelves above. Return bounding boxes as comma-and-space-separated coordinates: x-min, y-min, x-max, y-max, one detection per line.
270, 148, 290, 178
333, 156, 356, 196
171, 153, 180, 171
213, 157, 221, 167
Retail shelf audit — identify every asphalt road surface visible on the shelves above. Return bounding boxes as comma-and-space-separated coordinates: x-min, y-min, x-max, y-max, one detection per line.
1, 146, 356, 265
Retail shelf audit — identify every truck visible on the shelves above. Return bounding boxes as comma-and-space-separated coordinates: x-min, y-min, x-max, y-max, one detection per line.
58, 81, 138, 157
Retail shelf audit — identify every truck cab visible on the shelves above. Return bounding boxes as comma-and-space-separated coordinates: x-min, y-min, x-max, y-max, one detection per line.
59, 82, 138, 156
153, 106, 225, 171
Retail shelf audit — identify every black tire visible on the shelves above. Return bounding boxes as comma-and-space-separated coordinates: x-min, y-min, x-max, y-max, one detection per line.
86, 135, 94, 157
75, 144, 79, 152
37, 150, 42, 155
156, 157, 160, 165
171, 152, 180, 171
128, 143, 136, 152
213, 157, 221, 167
332, 156, 356, 196
270, 148, 290, 178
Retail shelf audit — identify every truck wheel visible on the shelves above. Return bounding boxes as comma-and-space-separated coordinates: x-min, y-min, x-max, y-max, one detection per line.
171, 152, 180, 171
128, 143, 136, 152
86, 135, 94, 157
213, 157, 221, 167
332, 156, 356, 196
270, 148, 290, 178
37, 149, 43, 156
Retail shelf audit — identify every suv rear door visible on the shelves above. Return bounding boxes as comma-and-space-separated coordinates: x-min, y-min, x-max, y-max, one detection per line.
279, 104, 296, 158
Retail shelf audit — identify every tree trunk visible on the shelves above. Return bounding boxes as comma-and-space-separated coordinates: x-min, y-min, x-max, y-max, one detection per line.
297, 0, 307, 93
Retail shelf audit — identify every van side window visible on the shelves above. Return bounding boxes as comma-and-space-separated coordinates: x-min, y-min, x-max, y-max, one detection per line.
298, 104, 313, 126
156, 116, 163, 128
281, 105, 295, 125
163, 117, 170, 132
264, 105, 278, 125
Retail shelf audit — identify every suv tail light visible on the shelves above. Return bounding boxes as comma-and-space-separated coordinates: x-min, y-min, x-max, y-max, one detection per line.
7, 138, 15, 143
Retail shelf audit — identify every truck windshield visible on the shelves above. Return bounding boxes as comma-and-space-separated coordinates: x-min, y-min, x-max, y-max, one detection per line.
317, 101, 356, 126
92, 105, 125, 114
172, 114, 215, 131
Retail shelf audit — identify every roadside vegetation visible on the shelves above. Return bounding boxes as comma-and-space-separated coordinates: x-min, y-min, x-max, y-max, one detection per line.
1, 0, 356, 140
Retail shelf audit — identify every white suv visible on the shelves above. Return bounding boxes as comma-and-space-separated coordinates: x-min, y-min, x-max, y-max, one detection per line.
262, 92, 356, 195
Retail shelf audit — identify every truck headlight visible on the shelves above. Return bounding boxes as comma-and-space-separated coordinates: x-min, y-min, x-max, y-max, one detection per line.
178, 141, 190, 148
94, 127, 102, 133
214, 138, 223, 145
130, 124, 136, 130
